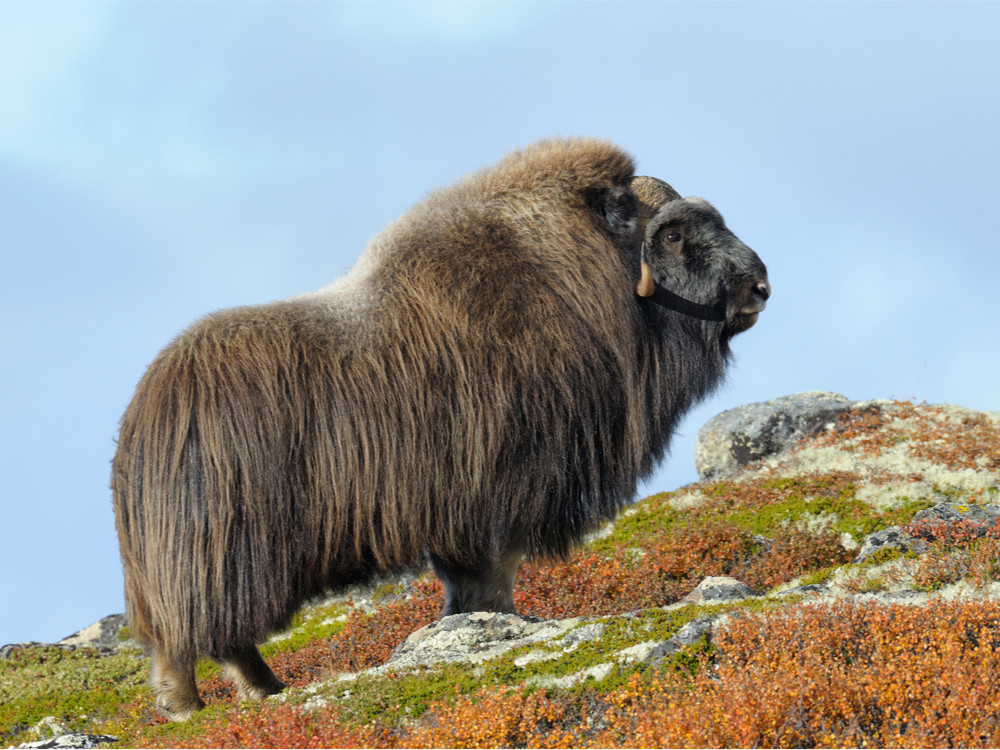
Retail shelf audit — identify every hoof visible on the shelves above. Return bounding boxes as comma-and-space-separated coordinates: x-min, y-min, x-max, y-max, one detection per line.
154, 692, 205, 722
237, 677, 288, 702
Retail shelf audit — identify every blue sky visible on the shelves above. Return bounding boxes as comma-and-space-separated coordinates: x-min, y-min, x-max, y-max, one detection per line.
2, 1, 998, 646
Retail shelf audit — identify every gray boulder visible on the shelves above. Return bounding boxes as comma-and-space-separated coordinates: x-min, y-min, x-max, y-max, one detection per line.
382, 612, 582, 672
14, 735, 117, 749
854, 526, 929, 563
683, 576, 755, 603
910, 503, 1000, 532
645, 614, 726, 667
695, 391, 856, 480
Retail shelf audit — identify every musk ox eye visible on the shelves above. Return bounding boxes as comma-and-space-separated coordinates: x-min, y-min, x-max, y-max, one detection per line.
666, 232, 681, 243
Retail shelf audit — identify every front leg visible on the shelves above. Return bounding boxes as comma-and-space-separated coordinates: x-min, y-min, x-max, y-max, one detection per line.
430, 550, 522, 615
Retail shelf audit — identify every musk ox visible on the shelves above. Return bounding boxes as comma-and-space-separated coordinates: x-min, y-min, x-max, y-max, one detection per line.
112, 138, 769, 719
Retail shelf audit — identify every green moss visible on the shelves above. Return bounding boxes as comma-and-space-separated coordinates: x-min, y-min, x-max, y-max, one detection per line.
855, 546, 918, 568
798, 565, 839, 586
0, 645, 148, 746
112, 698, 242, 748
260, 601, 350, 658
371, 582, 407, 603
588, 498, 685, 554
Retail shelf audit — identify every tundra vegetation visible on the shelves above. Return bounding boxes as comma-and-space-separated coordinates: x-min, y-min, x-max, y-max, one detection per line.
4, 398, 1000, 748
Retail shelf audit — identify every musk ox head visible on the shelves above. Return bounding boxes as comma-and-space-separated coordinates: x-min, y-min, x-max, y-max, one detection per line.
635, 193, 770, 337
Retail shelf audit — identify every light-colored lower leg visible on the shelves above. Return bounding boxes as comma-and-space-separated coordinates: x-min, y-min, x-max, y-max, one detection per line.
220, 646, 287, 701
151, 651, 204, 721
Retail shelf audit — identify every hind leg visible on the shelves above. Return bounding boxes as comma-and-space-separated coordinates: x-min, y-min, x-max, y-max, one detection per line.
431, 549, 522, 615
219, 645, 287, 702
151, 650, 204, 721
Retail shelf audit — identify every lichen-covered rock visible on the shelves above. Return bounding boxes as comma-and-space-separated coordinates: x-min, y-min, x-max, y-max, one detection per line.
910, 503, 1000, 532
854, 504, 1000, 563
695, 391, 855, 480
683, 576, 756, 603
1, 614, 131, 661
13, 734, 117, 749
382, 612, 582, 671
13, 720, 116, 750
854, 526, 928, 563
646, 614, 727, 666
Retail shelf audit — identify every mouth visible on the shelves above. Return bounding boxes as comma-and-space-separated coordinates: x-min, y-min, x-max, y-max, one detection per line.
730, 280, 770, 332
729, 310, 760, 333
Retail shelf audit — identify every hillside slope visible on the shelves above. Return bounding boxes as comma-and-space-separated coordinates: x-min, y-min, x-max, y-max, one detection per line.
4, 393, 1000, 748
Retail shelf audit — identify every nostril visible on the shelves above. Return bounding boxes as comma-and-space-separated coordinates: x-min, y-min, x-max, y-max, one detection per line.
754, 281, 771, 301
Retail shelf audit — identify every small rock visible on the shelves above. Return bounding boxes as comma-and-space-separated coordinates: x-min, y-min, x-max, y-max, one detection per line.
854, 526, 928, 563
910, 503, 1000, 537
646, 615, 725, 667
14, 735, 117, 749
683, 576, 755, 603
772, 584, 829, 598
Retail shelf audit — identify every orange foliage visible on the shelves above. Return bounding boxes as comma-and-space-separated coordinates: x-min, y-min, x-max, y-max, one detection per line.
906, 517, 1000, 591
516, 520, 849, 619
739, 523, 850, 590
140, 703, 388, 749
589, 600, 1000, 749
402, 686, 576, 749
165, 599, 1000, 749
904, 406, 1000, 471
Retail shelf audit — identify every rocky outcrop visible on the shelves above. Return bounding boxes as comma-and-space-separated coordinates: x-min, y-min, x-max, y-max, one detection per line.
54, 615, 129, 652
362, 601, 732, 688
8, 718, 116, 750
1, 614, 131, 661
382, 612, 579, 672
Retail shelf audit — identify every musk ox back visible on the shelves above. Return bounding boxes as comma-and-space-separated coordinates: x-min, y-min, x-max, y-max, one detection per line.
112, 138, 769, 719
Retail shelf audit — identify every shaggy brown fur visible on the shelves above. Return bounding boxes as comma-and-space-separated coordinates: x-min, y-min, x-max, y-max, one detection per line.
112, 138, 768, 719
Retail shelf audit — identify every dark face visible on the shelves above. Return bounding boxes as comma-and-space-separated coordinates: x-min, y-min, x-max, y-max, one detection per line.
644, 197, 770, 336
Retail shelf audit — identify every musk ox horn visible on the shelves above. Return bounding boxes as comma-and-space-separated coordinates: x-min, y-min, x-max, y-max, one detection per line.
636, 254, 655, 298
629, 176, 680, 298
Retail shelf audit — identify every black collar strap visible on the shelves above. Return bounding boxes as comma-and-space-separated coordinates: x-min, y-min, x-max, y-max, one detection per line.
646, 283, 727, 321
635, 242, 727, 322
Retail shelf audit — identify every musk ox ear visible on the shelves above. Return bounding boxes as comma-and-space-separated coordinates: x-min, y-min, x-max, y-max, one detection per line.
587, 185, 638, 240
